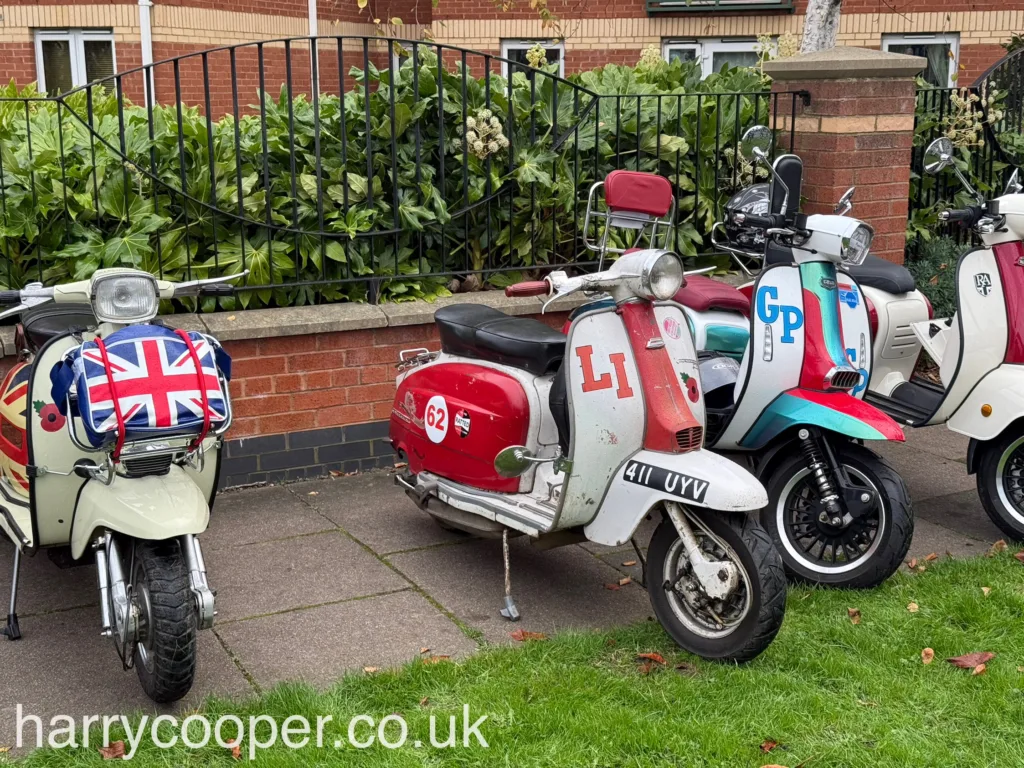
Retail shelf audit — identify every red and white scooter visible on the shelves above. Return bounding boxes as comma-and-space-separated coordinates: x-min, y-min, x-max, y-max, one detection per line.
389, 249, 786, 663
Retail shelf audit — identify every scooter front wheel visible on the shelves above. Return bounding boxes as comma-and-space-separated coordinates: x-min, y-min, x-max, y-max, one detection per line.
975, 430, 1024, 542
646, 512, 786, 663
131, 540, 197, 703
763, 443, 912, 589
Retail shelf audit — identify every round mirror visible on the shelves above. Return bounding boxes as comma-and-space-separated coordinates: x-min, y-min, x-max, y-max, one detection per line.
740, 125, 773, 160
923, 137, 954, 175
1004, 168, 1022, 196
494, 445, 535, 478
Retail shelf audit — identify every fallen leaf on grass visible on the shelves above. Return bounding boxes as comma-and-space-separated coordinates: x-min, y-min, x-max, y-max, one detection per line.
636, 652, 666, 665
99, 742, 126, 760
857, 698, 878, 707
422, 655, 451, 665
622, 560, 637, 567
638, 662, 656, 676
907, 557, 918, 569
618, 577, 632, 586
973, 663, 987, 676
510, 629, 547, 642
604, 583, 621, 591
759, 739, 781, 753
226, 740, 242, 760
1017, 666, 1024, 673
947, 651, 996, 669
916, 565, 928, 573
925, 552, 938, 562
907, 602, 919, 613
982, 587, 992, 597
420, 697, 430, 707
1015, 551, 1024, 564
922, 648, 935, 664
0, 746, 10, 754
848, 607, 861, 625
675, 662, 698, 677
420, 647, 430, 654
363, 666, 380, 674
989, 540, 1008, 556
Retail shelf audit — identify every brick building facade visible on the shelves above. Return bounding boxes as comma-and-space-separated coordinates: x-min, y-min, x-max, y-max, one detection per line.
0, 0, 1017, 101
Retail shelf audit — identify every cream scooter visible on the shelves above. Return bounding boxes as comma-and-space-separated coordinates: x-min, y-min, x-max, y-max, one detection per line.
0, 268, 238, 702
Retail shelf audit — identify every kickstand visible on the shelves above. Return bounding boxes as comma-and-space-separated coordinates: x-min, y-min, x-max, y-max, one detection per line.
630, 536, 647, 589
499, 529, 520, 622
2, 546, 22, 641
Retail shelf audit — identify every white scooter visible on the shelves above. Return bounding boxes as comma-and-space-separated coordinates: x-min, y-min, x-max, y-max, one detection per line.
389, 246, 787, 663
0, 267, 238, 702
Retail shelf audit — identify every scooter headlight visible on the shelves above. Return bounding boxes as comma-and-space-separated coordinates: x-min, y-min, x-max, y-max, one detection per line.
91, 274, 159, 324
640, 250, 684, 301
840, 224, 874, 267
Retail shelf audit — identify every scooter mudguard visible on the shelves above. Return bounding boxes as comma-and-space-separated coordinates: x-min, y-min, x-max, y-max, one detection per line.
584, 448, 769, 547
948, 365, 1024, 441
70, 464, 209, 559
739, 387, 905, 451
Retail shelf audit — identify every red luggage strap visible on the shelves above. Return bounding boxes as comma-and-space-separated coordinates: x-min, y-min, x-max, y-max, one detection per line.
93, 337, 127, 462
174, 329, 212, 454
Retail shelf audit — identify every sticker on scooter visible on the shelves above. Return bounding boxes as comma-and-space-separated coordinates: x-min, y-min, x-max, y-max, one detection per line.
838, 284, 860, 309
424, 395, 448, 443
454, 408, 471, 438
662, 317, 682, 340
975, 273, 993, 296
755, 286, 803, 344
623, 460, 709, 504
576, 345, 634, 399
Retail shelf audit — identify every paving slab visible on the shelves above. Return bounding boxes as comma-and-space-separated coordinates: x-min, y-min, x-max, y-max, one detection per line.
913, 489, 1006, 544
207, 531, 408, 623
0, 548, 97, 618
295, 473, 468, 554
214, 590, 476, 689
904, 516, 993, 561
902, 425, 970, 463
388, 537, 653, 645
0, 607, 252, 751
203, 484, 335, 551
873, 440, 976, 501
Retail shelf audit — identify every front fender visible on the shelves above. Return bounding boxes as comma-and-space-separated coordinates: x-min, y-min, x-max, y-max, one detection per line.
740, 388, 905, 450
948, 365, 1024, 442
584, 448, 767, 547
71, 464, 209, 559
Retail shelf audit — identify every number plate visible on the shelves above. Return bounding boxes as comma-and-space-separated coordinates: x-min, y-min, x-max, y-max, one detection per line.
622, 460, 709, 504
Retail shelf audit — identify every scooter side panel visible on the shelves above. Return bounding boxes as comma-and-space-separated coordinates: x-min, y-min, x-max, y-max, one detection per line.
935, 247, 1008, 422
584, 448, 768, 547
836, 270, 873, 398
561, 310, 646, 528
948, 365, 1024, 440
655, 303, 705, 427
717, 265, 805, 449
70, 465, 209, 559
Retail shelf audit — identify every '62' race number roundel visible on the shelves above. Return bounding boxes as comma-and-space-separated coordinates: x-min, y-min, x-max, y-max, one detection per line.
424, 395, 448, 443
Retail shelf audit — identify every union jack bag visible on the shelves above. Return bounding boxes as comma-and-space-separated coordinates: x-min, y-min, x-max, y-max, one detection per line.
50, 324, 231, 451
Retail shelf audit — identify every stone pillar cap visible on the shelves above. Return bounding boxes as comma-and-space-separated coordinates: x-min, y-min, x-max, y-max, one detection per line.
763, 46, 925, 81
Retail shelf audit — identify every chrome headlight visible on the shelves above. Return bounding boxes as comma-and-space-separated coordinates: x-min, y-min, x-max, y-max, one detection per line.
640, 250, 684, 301
91, 274, 159, 324
840, 224, 873, 266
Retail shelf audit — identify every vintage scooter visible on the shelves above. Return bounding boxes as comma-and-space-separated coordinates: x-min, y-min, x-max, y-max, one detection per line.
389, 248, 787, 663
0, 267, 238, 703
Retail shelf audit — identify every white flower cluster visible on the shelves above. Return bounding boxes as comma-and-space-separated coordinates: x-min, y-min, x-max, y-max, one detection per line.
453, 107, 509, 160
944, 87, 1006, 148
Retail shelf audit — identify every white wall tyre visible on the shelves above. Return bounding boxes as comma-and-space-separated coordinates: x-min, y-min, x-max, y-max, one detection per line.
976, 430, 1024, 542
762, 443, 913, 589
646, 512, 786, 663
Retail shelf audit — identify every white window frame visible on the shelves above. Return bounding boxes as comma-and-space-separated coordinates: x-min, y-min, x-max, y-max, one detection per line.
34, 28, 117, 93
662, 37, 764, 79
500, 39, 565, 79
881, 32, 959, 88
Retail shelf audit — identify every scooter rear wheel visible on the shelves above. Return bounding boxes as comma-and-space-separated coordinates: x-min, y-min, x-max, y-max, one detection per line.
131, 540, 197, 703
647, 511, 786, 663
976, 430, 1024, 542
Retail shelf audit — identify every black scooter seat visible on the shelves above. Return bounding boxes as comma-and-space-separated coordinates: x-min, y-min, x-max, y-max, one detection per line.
434, 304, 566, 376
765, 241, 916, 295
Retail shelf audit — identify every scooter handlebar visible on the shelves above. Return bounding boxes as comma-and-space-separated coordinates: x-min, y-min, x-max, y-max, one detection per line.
505, 281, 551, 298
940, 206, 984, 227
0, 290, 21, 305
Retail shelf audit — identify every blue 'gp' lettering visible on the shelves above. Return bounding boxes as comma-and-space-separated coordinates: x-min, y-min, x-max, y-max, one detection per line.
756, 286, 804, 343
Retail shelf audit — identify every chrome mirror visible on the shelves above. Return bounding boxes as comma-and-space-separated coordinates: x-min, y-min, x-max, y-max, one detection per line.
1005, 169, 1022, 195
924, 137, 954, 174
740, 125, 773, 162
835, 187, 855, 216
494, 446, 538, 478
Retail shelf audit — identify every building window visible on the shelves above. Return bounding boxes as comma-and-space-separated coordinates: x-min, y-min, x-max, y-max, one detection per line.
882, 33, 959, 88
34, 29, 116, 94
500, 40, 565, 79
663, 38, 764, 79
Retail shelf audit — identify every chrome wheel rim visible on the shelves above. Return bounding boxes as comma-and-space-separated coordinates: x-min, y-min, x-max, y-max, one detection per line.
995, 436, 1024, 527
776, 466, 885, 574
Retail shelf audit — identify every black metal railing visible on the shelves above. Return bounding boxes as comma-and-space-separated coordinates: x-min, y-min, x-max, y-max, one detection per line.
0, 36, 799, 310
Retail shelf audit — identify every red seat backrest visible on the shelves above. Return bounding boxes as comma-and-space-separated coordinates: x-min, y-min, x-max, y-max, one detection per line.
604, 170, 673, 218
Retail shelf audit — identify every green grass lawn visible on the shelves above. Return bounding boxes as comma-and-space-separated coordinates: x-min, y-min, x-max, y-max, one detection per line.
13, 550, 1024, 767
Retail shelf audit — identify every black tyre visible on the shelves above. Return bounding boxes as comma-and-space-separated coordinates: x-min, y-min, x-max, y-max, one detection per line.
131, 540, 197, 703
763, 442, 912, 589
647, 511, 786, 663
975, 430, 1024, 542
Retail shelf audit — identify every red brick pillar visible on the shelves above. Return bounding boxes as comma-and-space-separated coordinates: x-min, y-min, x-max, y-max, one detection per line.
764, 47, 925, 264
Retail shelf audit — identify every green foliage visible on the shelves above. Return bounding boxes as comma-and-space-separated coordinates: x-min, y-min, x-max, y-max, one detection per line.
905, 235, 968, 318
0, 54, 771, 310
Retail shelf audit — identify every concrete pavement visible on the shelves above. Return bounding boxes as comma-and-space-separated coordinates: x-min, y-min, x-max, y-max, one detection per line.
0, 426, 1007, 749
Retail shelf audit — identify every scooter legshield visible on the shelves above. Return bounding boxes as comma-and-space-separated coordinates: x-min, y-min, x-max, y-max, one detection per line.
584, 447, 769, 547
739, 387, 905, 451
70, 464, 209, 559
